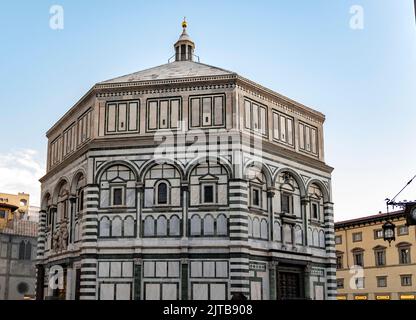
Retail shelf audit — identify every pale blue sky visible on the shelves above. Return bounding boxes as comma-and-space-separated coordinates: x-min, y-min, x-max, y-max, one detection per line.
0, 1, 415, 220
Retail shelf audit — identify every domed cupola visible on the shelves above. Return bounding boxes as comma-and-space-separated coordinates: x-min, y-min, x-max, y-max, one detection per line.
174, 18, 195, 62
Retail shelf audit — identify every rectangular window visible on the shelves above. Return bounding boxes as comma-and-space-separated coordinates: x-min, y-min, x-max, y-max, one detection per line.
377, 276, 387, 288
353, 252, 364, 267
399, 247, 411, 264
299, 121, 318, 156
128, 102, 138, 131
0, 210, 6, 219
335, 235, 342, 245
118, 103, 127, 131
159, 100, 169, 129
375, 250, 386, 266
78, 109, 92, 144
252, 188, 260, 207
191, 98, 200, 127
336, 255, 343, 269
273, 111, 295, 147
63, 123, 76, 157
252, 103, 259, 131
244, 99, 268, 135
49, 136, 63, 167
398, 225, 409, 236
305, 126, 311, 151
147, 98, 181, 131
203, 185, 214, 204
337, 279, 344, 289
170, 100, 179, 128
352, 232, 362, 242
107, 104, 117, 132
281, 193, 292, 214
202, 97, 212, 126
374, 229, 383, 239
148, 101, 158, 130
259, 106, 266, 135
213, 96, 224, 126
244, 100, 251, 129
311, 202, 319, 220
401, 275, 412, 286
112, 188, 124, 206
299, 123, 305, 149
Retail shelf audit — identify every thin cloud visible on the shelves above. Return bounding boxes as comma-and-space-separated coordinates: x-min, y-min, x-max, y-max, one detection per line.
0, 149, 45, 206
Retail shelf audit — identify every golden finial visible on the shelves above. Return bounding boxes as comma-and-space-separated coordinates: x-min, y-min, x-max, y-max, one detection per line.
182, 17, 187, 29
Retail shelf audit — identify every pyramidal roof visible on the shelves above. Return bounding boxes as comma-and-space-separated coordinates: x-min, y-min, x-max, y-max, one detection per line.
99, 19, 235, 85
99, 60, 236, 84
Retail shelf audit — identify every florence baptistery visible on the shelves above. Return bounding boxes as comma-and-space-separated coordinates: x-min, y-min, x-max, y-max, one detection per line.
36, 20, 335, 300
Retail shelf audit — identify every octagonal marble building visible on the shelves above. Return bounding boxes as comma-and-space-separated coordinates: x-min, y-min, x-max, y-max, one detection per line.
36, 21, 335, 300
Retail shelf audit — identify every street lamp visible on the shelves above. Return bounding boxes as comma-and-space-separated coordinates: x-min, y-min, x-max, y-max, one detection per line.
382, 220, 396, 244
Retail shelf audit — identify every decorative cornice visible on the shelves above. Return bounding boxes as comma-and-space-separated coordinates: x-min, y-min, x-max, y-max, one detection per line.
335, 210, 405, 229
46, 69, 326, 138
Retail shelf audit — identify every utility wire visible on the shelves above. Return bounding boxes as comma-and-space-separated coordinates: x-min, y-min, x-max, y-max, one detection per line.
388, 174, 416, 204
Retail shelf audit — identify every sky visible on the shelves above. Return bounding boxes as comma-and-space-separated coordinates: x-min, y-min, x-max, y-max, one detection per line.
0, 1, 415, 221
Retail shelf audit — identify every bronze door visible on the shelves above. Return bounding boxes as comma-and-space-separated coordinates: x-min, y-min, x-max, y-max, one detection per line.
277, 271, 303, 300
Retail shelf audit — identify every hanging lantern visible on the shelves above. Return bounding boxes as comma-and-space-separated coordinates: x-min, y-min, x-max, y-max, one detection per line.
382, 220, 396, 244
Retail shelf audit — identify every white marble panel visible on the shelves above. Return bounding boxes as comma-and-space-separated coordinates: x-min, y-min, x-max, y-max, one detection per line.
168, 261, 179, 278
210, 283, 226, 300
143, 261, 155, 278
145, 283, 160, 300
216, 261, 228, 278
110, 261, 122, 277
162, 283, 177, 300
156, 261, 167, 277
192, 283, 208, 300
190, 261, 202, 278
116, 283, 130, 300
122, 262, 133, 277
100, 283, 114, 300
99, 262, 110, 278
203, 261, 215, 278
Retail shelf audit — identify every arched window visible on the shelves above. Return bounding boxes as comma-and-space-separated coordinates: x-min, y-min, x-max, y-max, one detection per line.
156, 182, 168, 205
283, 224, 292, 244
260, 219, 268, 240
308, 227, 312, 244
216, 214, 228, 236
169, 215, 181, 236
124, 216, 135, 237
203, 215, 215, 236
56, 181, 69, 221
277, 172, 302, 217
308, 183, 324, 222
253, 218, 260, 239
112, 217, 122, 237
78, 189, 84, 213
156, 216, 168, 236
99, 217, 111, 237
274, 222, 282, 242
319, 230, 325, 248
313, 229, 319, 247
99, 164, 136, 208
74, 222, 80, 241
295, 225, 303, 245
190, 215, 202, 236
144, 216, 155, 237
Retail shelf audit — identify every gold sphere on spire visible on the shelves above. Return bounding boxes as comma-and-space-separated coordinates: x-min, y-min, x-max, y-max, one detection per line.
182, 17, 187, 29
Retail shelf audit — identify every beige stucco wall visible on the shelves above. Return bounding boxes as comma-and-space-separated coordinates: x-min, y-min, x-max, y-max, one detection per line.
336, 215, 416, 300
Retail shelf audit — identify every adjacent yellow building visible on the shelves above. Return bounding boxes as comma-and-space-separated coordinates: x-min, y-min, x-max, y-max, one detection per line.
335, 210, 416, 300
0, 193, 30, 229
